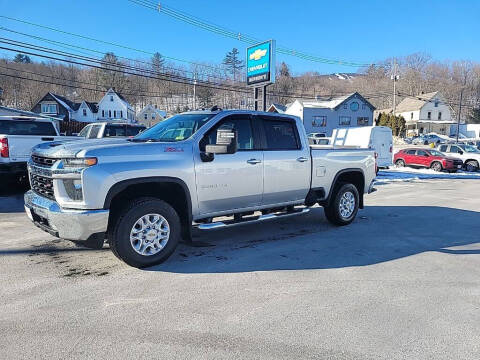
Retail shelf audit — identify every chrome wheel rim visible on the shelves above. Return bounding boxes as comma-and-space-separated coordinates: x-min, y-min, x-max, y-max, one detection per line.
129, 213, 170, 256
432, 163, 441, 171
339, 191, 355, 219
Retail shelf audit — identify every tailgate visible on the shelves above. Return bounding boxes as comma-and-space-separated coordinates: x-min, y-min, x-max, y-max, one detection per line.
4, 135, 56, 162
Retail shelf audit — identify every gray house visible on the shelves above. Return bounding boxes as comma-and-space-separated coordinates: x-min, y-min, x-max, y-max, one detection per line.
285, 92, 375, 136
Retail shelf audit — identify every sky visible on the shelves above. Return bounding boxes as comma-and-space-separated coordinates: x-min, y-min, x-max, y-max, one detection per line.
0, 0, 479, 75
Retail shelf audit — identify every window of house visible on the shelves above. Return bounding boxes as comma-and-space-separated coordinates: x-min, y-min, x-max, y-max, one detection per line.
102, 110, 105, 117
262, 119, 300, 150
312, 116, 327, 127
427, 112, 431, 120
343, 103, 347, 109
83, 109, 87, 116
120, 111, 123, 118
362, 103, 366, 110
357, 117, 369, 126
108, 110, 112, 118
438, 112, 442, 120
435, 100, 439, 107
41, 103, 58, 114
144, 113, 148, 120
110, 96, 114, 101
114, 110, 117, 118
339, 116, 351, 126
411, 112, 414, 120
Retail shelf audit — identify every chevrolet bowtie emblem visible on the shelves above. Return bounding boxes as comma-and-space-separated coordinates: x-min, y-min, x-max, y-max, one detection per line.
249, 49, 267, 61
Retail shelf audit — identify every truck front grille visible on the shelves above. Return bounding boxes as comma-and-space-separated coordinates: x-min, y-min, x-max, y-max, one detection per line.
31, 174, 55, 200
31, 155, 57, 167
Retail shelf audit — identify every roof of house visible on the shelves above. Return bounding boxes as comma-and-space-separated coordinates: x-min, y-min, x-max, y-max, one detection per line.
267, 103, 287, 113
294, 92, 376, 110
395, 91, 439, 113
0, 105, 63, 120
85, 101, 98, 113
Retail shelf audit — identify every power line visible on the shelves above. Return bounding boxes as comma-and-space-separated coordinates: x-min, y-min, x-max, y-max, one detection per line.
127, 0, 373, 67
0, 15, 227, 72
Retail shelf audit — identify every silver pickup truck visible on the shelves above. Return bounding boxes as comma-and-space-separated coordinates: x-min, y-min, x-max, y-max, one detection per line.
24, 109, 376, 268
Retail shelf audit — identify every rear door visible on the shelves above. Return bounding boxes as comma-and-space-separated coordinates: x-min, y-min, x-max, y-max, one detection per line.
402, 149, 416, 165
195, 114, 264, 214
258, 116, 311, 206
0, 120, 57, 162
371, 128, 393, 167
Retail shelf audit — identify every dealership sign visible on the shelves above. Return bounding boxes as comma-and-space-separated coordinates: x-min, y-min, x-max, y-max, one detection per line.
246, 40, 276, 86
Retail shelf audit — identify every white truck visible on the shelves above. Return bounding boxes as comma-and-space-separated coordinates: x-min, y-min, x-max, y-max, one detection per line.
77, 122, 146, 139
24, 109, 377, 268
0, 116, 80, 182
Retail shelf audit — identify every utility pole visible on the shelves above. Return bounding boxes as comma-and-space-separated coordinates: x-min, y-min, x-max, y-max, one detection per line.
456, 88, 464, 143
391, 58, 399, 115
192, 74, 197, 110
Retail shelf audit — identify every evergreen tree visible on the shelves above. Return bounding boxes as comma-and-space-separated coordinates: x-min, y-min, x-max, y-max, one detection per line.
223, 48, 244, 82
151, 52, 165, 73
13, 53, 32, 63
468, 108, 480, 124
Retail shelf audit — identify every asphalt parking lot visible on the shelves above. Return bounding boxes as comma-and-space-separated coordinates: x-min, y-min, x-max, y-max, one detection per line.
1, 179, 479, 359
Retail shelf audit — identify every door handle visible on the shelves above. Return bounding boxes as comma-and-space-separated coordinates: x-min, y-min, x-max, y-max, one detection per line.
296, 157, 309, 162
247, 158, 261, 165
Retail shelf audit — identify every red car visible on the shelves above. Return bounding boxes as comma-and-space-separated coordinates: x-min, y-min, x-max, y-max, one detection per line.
393, 148, 463, 172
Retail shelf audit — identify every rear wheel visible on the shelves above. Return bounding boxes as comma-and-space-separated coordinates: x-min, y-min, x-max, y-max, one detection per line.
430, 161, 443, 172
465, 160, 479, 172
108, 197, 181, 268
324, 183, 359, 226
395, 159, 405, 167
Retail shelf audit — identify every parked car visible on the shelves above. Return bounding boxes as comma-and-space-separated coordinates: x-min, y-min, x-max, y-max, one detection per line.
412, 134, 446, 145
394, 148, 463, 172
307, 132, 326, 144
438, 143, 480, 172
0, 116, 80, 182
78, 122, 146, 139
25, 109, 377, 268
330, 126, 393, 168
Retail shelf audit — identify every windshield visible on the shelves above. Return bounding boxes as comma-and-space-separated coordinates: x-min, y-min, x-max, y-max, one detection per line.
461, 144, 480, 153
428, 150, 444, 156
133, 113, 215, 142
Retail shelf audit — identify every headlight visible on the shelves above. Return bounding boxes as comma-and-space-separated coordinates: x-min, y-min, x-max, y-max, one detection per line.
63, 157, 97, 168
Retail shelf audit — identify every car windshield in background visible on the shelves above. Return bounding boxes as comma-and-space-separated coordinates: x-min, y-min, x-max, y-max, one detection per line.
133, 113, 215, 142
429, 150, 444, 156
461, 144, 480, 153
0, 120, 57, 136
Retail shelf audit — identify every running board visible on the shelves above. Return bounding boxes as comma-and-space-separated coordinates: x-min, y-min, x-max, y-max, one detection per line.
196, 208, 310, 230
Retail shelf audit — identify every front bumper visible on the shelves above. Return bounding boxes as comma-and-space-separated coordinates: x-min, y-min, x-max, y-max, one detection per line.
24, 190, 109, 241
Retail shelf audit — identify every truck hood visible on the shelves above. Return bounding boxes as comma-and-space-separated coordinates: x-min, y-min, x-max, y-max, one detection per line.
31, 138, 130, 158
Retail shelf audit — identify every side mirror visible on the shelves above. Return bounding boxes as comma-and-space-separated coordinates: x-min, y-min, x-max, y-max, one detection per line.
204, 128, 238, 156
458, 150, 464, 155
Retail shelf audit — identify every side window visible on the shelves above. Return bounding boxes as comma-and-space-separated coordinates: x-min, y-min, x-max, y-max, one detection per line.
450, 146, 461, 153
78, 125, 91, 137
88, 125, 102, 139
262, 119, 300, 150
439, 145, 447, 152
202, 116, 254, 151
105, 125, 126, 137
416, 150, 428, 156
405, 149, 416, 155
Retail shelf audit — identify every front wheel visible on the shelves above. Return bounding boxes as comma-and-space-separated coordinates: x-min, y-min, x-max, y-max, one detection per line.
324, 183, 360, 226
108, 198, 181, 268
430, 161, 443, 172
465, 160, 479, 172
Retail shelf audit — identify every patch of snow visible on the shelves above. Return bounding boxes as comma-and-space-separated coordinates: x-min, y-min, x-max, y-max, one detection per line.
375, 167, 480, 184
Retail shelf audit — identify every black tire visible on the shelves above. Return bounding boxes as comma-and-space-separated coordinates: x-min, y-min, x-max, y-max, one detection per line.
465, 160, 479, 172
395, 159, 405, 167
324, 183, 360, 226
430, 161, 442, 172
108, 197, 181, 268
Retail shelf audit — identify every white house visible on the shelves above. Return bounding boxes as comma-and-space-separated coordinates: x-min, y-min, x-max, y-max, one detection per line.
393, 91, 455, 136
72, 101, 98, 122
285, 92, 375, 136
136, 104, 167, 127
96, 88, 136, 123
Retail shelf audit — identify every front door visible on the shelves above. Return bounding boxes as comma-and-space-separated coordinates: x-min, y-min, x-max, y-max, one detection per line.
416, 149, 430, 167
194, 115, 264, 215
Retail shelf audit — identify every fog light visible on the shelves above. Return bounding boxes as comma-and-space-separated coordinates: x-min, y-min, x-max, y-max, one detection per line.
64, 179, 83, 201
